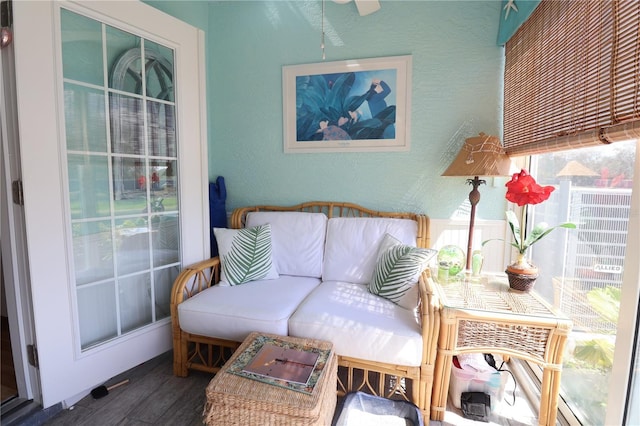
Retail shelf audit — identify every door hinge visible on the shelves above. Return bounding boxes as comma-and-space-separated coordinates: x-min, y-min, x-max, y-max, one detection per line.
12, 180, 23, 205
1, 0, 12, 28
27, 344, 39, 369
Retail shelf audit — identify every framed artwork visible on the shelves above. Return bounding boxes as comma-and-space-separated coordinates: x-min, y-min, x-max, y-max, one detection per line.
282, 55, 412, 153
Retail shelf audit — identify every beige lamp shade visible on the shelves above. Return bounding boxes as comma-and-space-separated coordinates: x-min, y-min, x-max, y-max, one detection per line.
442, 132, 512, 272
442, 132, 512, 177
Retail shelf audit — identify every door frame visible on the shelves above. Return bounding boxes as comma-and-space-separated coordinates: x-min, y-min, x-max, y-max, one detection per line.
1, 7, 40, 405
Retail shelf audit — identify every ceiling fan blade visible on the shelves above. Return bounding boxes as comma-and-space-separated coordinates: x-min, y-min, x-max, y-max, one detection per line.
332, 0, 352, 3
354, 0, 381, 16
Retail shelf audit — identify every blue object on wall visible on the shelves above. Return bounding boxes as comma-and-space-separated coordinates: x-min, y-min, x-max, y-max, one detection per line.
209, 176, 227, 257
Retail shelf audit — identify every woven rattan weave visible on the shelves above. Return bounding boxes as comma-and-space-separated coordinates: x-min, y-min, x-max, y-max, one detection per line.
429, 274, 572, 426
505, 270, 538, 292
203, 332, 337, 426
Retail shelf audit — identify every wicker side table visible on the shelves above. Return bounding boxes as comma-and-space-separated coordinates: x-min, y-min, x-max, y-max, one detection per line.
204, 332, 337, 425
429, 274, 572, 426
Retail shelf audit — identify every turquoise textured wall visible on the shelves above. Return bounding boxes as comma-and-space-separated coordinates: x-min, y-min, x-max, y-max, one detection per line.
208, 0, 508, 219
143, 0, 209, 31
148, 0, 509, 219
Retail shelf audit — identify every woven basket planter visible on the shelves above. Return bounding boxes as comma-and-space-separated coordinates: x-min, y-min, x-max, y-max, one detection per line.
505, 269, 538, 292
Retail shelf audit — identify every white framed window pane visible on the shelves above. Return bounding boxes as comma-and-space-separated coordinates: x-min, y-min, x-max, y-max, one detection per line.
152, 213, 179, 267
106, 26, 141, 94
143, 41, 174, 102
149, 159, 178, 211
112, 156, 147, 215
67, 154, 111, 220
110, 94, 144, 156
154, 266, 179, 320
147, 101, 176, 156
64, 83, 107, 152
73, 220, 113, 285
149, 160, 177, 197
61, 9, 103, 86
529, 140, 636, 425
119, 274, 152, 333
115, 219, 150, 276
78, 282, 118, 349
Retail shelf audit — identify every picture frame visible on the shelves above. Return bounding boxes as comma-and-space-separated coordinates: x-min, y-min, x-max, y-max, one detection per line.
282, 55, 412, 153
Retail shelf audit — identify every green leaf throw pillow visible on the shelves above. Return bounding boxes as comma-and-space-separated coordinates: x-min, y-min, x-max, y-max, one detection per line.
214, 225, 279, 286
369, 241, 436, 310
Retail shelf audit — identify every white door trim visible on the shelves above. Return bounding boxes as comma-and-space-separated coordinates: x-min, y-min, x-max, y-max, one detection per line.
0, 22, 40, 404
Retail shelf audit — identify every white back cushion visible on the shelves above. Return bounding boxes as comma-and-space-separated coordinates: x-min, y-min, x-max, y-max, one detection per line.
323, 217, 418, 284
246, 211, 327, 278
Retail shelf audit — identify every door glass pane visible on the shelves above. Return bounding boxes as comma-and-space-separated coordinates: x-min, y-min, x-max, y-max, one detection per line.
106, 26, 141, 94
154, 267, 179, 320
61, 8, 179, 351
110, 94, 144, 155
119, 274, 152, 333
61, 9, 103, 86
529, 140, 636, 425
112, 156, 147, 215
73, 220, 113, 285
151, 159, 178, 212
152, 213, 179, 267
147, 101, 176, 156
64, 83, 107, 152
144, 41, 174, 102
67, 154, 111, 220
116, 219, 150, 275
77, 283, 118, 347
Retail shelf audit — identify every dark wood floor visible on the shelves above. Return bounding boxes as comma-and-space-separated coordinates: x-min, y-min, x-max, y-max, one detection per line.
39, 349, 538, 426
43, 351, 212, 426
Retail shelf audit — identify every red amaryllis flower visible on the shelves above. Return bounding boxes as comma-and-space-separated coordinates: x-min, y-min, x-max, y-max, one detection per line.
483, 168, 576, 258
505, 169, 555, 206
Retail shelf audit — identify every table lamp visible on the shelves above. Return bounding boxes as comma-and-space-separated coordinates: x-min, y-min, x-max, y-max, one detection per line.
442, 132, 512, 271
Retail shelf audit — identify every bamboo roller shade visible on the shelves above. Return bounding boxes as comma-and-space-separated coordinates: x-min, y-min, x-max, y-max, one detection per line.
503, 0, 640, 156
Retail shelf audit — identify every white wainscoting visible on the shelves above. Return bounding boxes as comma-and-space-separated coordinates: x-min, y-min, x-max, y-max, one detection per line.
429, 219, 511, 273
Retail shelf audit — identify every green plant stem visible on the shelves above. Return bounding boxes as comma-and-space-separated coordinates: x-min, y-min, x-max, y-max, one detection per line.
520, 206, 526, 254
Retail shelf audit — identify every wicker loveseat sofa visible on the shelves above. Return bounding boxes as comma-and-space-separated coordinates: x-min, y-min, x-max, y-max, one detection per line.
170, 201, 440, 418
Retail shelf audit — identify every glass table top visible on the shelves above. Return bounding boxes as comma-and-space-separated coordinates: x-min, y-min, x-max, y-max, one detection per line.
433, 272, 568, 319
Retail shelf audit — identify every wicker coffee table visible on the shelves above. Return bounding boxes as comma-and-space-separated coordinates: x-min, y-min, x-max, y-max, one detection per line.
203, 332, 337, 425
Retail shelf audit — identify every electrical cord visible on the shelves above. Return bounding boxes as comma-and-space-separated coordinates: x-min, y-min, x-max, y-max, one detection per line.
484, 354, 517, 406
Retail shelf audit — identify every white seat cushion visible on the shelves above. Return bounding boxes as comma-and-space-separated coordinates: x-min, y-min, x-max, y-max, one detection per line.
323, 217, 419, 284
178, 275, 321, 342
246, 211, 327, 278
288, 280, 423, 366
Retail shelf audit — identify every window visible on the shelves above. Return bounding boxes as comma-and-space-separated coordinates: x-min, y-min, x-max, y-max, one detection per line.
504, 1, 640, 156
527, 140, 636, 425
503, 2, 639, 421
62, 9, 180, 350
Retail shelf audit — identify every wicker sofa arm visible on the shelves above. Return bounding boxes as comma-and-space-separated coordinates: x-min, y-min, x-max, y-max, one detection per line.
170, 257, 221, 306
170, 257, 221, 376
418, 268, 440, 361
416, 268, 440, 414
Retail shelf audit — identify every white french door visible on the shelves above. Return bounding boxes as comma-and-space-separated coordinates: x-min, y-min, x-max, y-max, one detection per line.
12, 0, 208, 407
